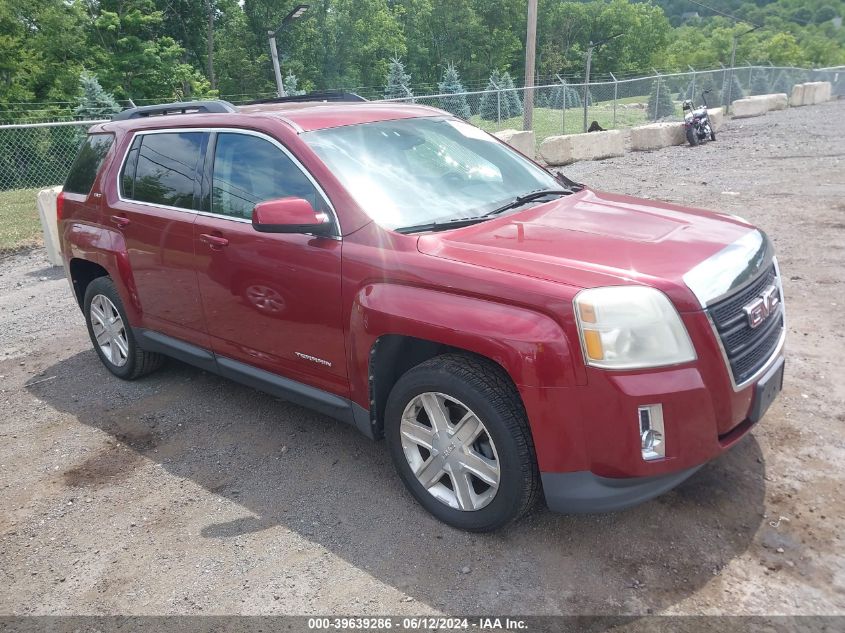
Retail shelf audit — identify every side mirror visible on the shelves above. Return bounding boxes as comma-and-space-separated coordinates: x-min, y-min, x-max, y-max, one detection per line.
252, 197, 333, 236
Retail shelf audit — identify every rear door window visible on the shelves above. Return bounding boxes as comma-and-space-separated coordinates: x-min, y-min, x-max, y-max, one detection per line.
64, 133, 114, 195
130, 132, 204, 209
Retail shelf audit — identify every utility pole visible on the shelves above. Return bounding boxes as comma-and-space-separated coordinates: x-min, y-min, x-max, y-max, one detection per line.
583, 32, 622, 132
582, 43, 593, 133
726, 25, 759, 112
267, 4, 310, 98
206, 0, 216, 90
523, 0, 538, 131
269, 34, 285, 97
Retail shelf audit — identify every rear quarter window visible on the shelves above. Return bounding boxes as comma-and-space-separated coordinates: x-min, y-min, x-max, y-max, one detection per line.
63, 133, 114, 195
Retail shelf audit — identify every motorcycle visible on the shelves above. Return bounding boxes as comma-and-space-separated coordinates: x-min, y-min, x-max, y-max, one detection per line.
682, 90, 716, 146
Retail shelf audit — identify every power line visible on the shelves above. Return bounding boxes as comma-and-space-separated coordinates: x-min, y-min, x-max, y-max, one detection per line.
684, 0, 763, 29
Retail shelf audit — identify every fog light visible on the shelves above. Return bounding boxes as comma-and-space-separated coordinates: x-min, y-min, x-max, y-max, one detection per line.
638, 404, 665, 461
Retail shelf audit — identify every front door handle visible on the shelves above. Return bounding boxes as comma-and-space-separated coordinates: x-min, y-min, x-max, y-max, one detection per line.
110, 215, 130, 228
199, 233, 229, 250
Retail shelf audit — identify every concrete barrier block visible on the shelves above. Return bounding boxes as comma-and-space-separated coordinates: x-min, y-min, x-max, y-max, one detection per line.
731, 98, 769, 118
707, 108, 724, 132
790, 83, 806, 106
818, 82, 832, 102
539, 130, 624, 166
36, 186, 63, 266
768, 93, 788, 110
747, 93, 788, 111
630, 122, 685, 151
494, 129, 535, 158
806, 81, 832, 104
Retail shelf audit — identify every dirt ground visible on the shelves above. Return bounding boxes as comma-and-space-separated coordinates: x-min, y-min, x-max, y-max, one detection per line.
0, 100, 843, 618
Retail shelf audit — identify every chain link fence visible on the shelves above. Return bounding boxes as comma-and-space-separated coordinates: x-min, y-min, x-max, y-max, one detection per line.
1, 65, 842, 193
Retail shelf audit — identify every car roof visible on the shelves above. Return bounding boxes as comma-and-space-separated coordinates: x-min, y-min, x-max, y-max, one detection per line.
91, 102, 447, 135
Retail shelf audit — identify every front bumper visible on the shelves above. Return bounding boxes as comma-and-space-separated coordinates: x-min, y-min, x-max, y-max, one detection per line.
536, 354, 784, 514
542, 465, 702, 513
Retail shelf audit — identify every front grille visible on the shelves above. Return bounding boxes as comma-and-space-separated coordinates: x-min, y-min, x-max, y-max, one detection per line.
707, 263, 784, 386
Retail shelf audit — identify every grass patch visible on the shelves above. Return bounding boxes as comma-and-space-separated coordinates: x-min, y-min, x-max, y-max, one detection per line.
471, 104, 651, 148
0, 188, 42, 253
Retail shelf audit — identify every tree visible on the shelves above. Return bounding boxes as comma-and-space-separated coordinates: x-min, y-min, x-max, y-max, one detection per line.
772, 71, 793, 96
384, 57, 412, 99
721, 72, 744, 106
548, 83, 581, 109
750, 71, 771, 96
283, 72, 306, 97
479, 70, 503, 121
437, 63, 471, 119
74, 72, 122, 119
500, 70, 523, 117
647, 79, 675, 119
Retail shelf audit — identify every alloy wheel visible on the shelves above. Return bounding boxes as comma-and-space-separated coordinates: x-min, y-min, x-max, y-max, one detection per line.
399, 392, 500, 511
89, 294, 129, 367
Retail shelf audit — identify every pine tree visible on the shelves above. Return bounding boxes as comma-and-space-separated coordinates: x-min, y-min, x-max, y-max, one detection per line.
74, 71, 121, 119
566, 85, 581, 108
646, 79, 675, 119
500, 71, 523, 118
479, 70, 503, 121
750, 71, 771, 96
384, 57, 412, 100
283, 72, 306, 96
773, 72, 792, 96
437, 63, 471, 119
721, 72, 745, 105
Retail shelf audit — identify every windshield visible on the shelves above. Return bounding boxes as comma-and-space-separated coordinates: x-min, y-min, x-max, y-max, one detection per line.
302, 117, 561, 230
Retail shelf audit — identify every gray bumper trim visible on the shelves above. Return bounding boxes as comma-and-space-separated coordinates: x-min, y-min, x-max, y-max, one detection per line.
542, 465, 703, 514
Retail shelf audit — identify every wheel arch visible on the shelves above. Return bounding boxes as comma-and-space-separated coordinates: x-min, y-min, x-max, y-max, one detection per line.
68, 258, 110, 308
350, 283, 578, 439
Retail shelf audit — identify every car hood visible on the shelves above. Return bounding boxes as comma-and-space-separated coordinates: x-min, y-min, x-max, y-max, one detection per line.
416, 188, 759, 311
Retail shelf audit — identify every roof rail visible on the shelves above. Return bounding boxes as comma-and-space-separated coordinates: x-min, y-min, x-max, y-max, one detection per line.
243, 91, 368, 106
112, 100, 237, 121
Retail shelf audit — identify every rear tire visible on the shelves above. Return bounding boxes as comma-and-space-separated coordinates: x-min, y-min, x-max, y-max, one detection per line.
83, 277, 164, 380
385, 354, 540, 532
686, 127, 699, 146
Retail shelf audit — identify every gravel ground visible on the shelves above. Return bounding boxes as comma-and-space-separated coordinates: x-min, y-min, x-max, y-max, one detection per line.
0, 101, 843, 617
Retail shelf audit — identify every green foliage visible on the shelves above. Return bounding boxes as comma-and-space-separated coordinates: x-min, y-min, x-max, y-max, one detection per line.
646, 79, 675, 119
437, 63, 471, 119
479, 70, 503, 121
500, 71, 523, 118
1, 0, 844, 121
283, 72, 306, 97
384, 57, 413, 99
75, 72, 121, 119
750, 70, 771, 96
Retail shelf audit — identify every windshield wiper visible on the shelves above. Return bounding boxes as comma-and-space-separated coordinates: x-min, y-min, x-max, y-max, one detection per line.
483, 188, 572, 217
394, 216, 488, 234
394, 188, 573, 234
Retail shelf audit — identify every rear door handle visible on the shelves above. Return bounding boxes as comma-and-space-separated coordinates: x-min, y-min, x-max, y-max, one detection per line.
110, 215, 130, 228
199, 233, 229, 249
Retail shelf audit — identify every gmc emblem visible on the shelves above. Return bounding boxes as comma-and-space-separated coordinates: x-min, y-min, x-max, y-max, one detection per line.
743, 285, 780, 329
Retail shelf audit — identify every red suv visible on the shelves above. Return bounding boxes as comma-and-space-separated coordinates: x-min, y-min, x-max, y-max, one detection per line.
58, 98, 785, 531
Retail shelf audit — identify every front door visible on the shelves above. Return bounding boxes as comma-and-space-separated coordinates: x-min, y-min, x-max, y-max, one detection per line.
192, 131, 347, 395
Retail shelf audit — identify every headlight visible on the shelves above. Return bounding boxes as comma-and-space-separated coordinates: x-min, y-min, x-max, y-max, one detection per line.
574, 286, 696, 369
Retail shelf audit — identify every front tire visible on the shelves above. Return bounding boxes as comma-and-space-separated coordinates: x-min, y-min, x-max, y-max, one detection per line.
83, 277, 164, 380
385, 354, 540, 531
686, 127, 699, 146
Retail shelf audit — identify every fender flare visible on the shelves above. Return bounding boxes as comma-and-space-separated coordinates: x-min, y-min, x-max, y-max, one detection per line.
347, 282, 578, 408
63, 222, 142, 324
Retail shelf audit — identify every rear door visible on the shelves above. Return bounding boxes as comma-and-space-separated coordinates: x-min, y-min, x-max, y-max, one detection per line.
192, 130, 346, 395
111, 130, 208, 347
